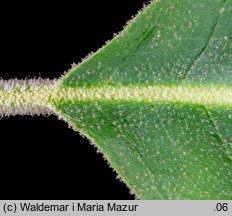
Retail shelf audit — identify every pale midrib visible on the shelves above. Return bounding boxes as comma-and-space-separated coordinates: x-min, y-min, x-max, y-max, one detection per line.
0, 81, 232, 115
55, 85, 232, 106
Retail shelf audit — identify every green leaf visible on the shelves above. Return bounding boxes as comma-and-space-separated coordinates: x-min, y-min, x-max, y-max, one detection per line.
50, 0, 232, 199
1, 0, 231, 199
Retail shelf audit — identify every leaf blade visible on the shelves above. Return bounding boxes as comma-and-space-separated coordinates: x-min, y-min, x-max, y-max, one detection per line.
52, 101, 231, 199
50, 0, 232, 199
62, 0, 230, 86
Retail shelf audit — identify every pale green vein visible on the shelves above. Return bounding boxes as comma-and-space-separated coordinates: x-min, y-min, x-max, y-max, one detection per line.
53, 85, 232, 107
182, 0, 228, 80
0, 80, 232, 116
203, 105, 231, 160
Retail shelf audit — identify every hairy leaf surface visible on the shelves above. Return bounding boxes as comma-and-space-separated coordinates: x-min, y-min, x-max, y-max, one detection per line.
48, 0, 231, 199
